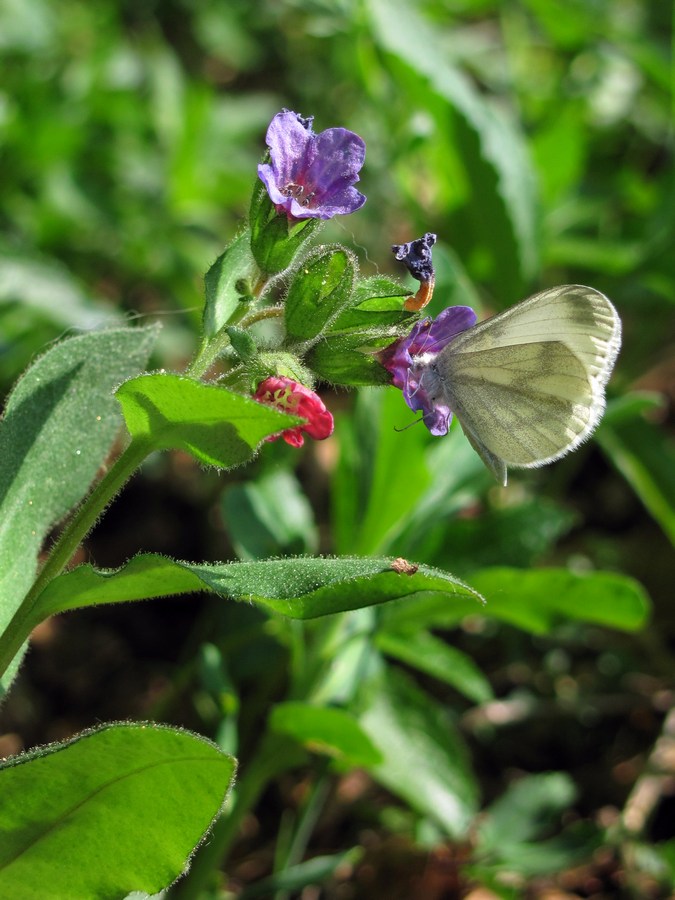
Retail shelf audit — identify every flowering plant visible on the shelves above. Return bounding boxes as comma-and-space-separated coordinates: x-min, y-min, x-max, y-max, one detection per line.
0, 108, 644, 900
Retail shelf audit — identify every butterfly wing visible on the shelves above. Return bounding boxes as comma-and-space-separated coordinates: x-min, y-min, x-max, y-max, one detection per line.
435, 286, 621, 484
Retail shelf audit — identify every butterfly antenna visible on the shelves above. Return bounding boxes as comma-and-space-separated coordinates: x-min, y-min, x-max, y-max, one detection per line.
394, 416, 424, 432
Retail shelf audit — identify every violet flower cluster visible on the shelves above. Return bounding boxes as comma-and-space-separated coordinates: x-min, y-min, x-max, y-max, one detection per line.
258, 110, 366, 220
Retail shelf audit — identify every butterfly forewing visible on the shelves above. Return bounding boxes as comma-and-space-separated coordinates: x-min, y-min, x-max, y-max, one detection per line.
449, 285, 621, 387
433, 286, 621, 482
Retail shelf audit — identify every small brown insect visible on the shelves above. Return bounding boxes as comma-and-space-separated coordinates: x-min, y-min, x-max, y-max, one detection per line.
390, 557, 419, 575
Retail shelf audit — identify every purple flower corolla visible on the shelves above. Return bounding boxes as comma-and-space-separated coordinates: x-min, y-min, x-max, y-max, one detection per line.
378, 306, 477, 435
258, 110, 366, 220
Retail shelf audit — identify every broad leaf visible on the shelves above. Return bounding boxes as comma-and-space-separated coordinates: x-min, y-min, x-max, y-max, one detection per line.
0, 325, 158, 692
0, 723, 236, 899
31, 553, 483, 626
116, 372, 302, 468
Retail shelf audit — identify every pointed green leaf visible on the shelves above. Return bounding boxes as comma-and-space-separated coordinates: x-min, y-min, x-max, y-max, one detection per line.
284, 245, 356, 343
0, 723, 236, 899
202, 229, 257, 336
596, 401, 675, 546
31, 553, 483, 626
0, 325, 158, 692
115, 373, 302, 468
270, 702, 383, 767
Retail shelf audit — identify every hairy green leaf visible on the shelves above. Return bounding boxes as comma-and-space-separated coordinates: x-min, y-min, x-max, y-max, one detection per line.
284, 245, 356, 343
116, 372, 302, 468
0, 723, 236, 899
31, 553, 483, 625
0, 325, 158, 693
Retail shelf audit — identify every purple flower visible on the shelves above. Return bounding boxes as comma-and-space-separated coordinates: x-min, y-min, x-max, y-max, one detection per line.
377, 306, 477, 435
258, 110, 366, 220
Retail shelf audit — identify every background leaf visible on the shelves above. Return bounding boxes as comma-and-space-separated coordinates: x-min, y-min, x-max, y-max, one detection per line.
359, 666, 479, 838
382, 567, 651, 635
270, 702, 382, 767
0, 723, 235, 899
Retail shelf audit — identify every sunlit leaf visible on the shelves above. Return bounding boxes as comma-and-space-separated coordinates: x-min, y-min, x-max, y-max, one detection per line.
382, 567, 650, 634
0, 723, 236, 899
116, 372, 302, 469
375, 630, 494, 704
31, 553, 483, 625
270, 702, 382, 766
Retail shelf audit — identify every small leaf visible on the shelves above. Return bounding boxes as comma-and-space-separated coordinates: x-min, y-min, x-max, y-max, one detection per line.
0, 722, 236, 899
239, 848, 363, 899
479, 773, 576, 851
359, 666, 478, 837
328, 276, 412, 333
270, 702, 382, 766
31, 553, 483, 626
202, 229, 257, 336
284, 245, 357, 343
375, 630, 494, 704
115, 372, 302, 468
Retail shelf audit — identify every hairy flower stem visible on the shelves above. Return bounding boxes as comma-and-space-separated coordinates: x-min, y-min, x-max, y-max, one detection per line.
185, 306, 282, 381
0, 438, 151, 681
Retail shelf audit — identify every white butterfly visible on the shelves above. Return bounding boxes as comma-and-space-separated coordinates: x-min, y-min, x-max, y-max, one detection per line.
420, 285, 621, 485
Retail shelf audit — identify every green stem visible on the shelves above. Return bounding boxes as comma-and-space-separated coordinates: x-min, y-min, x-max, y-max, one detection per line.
0, 437, 151, 681
185, 306, 282, 381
